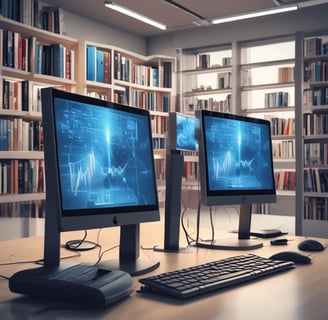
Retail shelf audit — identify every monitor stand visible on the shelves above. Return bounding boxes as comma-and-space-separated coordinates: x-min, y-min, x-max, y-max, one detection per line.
98, 224, 160, 276
42, 201, 159, 276
196, 203, 263, 250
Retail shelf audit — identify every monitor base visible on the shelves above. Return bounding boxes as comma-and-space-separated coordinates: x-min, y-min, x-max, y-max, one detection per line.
153, 245, 195, 254
196, 238, 263, 250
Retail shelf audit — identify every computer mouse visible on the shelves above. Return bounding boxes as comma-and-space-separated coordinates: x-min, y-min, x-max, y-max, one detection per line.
269, 251, 312, 265
298, 239, 325, 252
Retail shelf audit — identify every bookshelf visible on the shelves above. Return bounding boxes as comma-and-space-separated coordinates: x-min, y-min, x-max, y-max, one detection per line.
239, 37, 296, 216
295, 30, 328, 237
0, 11, 78, 218
177, 46, 233, 115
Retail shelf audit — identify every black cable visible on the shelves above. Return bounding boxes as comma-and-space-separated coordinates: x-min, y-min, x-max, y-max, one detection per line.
65, 230, 99, 251
180, 198, 195, 246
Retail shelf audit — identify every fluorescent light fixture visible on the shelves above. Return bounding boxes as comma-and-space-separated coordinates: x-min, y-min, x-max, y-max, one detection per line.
211, 4, 298, 25
104, 1, 166, 30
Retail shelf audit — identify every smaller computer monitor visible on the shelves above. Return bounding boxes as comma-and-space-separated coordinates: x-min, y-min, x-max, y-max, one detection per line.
196, 110, 276, 250
167, 112, 198, 152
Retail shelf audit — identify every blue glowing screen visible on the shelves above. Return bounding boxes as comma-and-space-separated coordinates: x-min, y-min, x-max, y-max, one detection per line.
203, 115, 274, 192
53, 98, 158, 211
176, 113, 198, 151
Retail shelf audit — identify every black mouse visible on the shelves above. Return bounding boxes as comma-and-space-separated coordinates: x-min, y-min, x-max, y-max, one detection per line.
270, 251, 312, 265
298, 239, 325, 252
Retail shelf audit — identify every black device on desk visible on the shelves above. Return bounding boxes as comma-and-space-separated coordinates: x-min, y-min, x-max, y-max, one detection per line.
9, 263, 134, 307
9, 88, 162, 306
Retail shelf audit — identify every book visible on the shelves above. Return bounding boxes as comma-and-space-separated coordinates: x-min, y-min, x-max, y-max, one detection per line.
86, 46, 96, 81
96, 49, 104, 82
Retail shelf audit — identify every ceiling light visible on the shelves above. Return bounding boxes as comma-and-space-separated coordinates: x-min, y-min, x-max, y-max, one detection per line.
104, 1, 166, 30
211, 4, 298, 25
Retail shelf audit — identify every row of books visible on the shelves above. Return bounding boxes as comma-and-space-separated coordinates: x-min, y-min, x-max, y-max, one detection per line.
131, 90, 170, 111
274, 170, 295, 191
303, 112, 328, 135
185, 94, 231, 113
154, 158, 165, 181
278, 67, 294, 83
304, 142, 328, 166
304, 37, 328, 57
113, 52, 172, 88
304, 61, 328, 82
0, 200, 45, 218
304, 168, 328, 193
132, 63, 159, 87
304, 197, 328, 221
1, 78, 45, 112
265, 116, 295, 136
303, 87, 328, 107
0, 118, 43, 151
183, 161, 198, 181
0, 159, 45, 195
86, 46, 111, 83
34, 40, 74, 79
264, 91, 289, 108
87, 91, 108, 101
217, 72, 232, 89
272, 140, 295, 159
2, 29, 31, 71
1, 0, 65, 35
151, 115, 167, 135
196, 54, 232, 69
152, 137, 166, 150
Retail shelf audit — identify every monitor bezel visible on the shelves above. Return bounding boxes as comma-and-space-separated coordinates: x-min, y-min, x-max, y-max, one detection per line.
196, 109, 277, 207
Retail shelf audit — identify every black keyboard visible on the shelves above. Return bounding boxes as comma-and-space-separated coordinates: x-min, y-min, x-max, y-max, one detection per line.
139, 254, 294, 299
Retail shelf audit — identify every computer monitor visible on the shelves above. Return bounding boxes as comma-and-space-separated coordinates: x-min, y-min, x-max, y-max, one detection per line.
41, 88, 160, 275
196, 110, 276, 250
167, 112, 198, 153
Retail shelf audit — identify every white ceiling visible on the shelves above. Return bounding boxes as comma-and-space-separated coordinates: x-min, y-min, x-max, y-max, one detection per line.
42, 0, 326, 37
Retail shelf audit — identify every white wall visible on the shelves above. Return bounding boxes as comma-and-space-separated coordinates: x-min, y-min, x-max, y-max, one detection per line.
61, 11, 147, 55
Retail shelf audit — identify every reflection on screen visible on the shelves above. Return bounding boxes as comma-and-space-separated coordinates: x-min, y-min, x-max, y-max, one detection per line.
54, 98, 157, 211
203, 115, 274, 192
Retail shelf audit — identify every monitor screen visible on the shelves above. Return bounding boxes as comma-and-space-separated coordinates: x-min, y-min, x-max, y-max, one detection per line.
196, 110, 276, 250
41, 88, 160, 275
167, 112, 198, 152
197, 110, 276, 206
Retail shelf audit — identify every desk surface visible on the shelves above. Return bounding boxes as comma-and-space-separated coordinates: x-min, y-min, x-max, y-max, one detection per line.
0, 216, 327, 320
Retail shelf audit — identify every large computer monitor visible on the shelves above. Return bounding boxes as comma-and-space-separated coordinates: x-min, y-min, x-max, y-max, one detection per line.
41, 88, 160, 275
196, 110, 276, 250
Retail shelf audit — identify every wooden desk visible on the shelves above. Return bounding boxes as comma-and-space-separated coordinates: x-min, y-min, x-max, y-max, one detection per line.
0, 218, 327, 320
